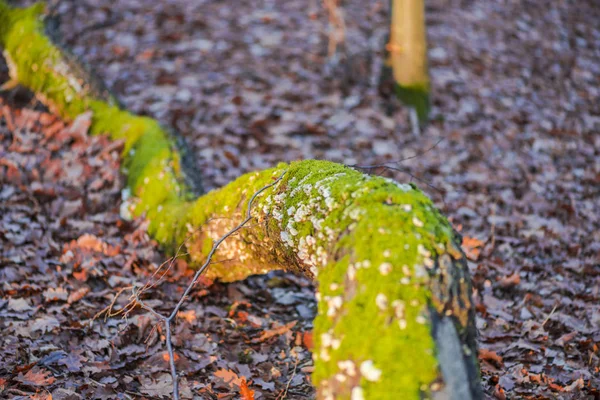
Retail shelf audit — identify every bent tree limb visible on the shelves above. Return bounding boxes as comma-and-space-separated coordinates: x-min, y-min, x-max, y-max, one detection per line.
0, 2, 482, 399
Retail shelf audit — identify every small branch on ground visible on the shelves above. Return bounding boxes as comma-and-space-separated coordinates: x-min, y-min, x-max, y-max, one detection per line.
112, 172, 286, 400
348, 140, 447, 207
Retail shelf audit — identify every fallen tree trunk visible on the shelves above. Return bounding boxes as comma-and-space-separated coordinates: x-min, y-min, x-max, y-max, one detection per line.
0, 2, 482, 399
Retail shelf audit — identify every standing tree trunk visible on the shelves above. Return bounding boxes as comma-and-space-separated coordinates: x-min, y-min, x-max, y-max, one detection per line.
383, 0, 430, 131
0, 2, 481, 399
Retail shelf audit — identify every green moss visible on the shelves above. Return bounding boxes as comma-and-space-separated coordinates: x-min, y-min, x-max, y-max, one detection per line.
249, 161, 451, 398
394, 83, 430, 124
0, 1, 189, 224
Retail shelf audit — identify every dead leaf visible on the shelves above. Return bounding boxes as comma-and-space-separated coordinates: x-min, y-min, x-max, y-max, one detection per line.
479, 348, 504, 367
555, 331, 577, 347
140, 373, 173, 398
239, 377, 255, 400
15, 367, 55, 386
66, 111, 92, 139
67, 287, 89, 304
177, 309, 196, 323
8, 298, 32, 312
498, 273, 520, 288
214, 368, 243, 389
564, 378, 584, 392
30, 316, 60, 333
462, 236, 484, 261
43, 287, 69, 302
76, 234, 105, 252
302, 331, 313, 350
251, 321, 297, 343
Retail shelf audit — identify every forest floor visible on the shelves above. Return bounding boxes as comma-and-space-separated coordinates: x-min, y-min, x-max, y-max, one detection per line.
1, 0, 599, 399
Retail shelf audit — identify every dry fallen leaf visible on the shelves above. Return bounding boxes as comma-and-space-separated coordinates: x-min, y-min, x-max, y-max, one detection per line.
239, 377, 255, 400
251, 321, 297, 343
462, 236, 485, 261
479, 349, 504, 368
302, 331, 313, 350
67, 286, 90, 304
177, 309, 197, 323
8, 298, 32, 312
15, 367, 56, 386
30, 316, 61, 334
214, 368, 243, 389
140, 373, 173, 398
43, 287, 69, 302
564, 378, 584, 392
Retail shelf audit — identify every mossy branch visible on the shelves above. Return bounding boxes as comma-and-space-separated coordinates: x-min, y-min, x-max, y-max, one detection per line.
0, 2, 482, 399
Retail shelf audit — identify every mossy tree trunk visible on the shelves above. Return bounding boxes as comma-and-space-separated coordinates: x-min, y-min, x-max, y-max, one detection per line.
0, 2, 481, 399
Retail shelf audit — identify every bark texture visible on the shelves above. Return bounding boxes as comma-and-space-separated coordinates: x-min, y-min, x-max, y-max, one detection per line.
0, 2, 482, 399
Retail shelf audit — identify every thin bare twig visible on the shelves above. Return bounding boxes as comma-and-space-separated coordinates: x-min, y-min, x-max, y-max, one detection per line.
348, 138, 447, 207
350, 137, 445, 169
276, 357, 299, 400
125, 171, 286, 400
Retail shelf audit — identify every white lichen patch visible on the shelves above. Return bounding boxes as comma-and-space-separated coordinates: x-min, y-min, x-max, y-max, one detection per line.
424, 257, 434, 269
351, 386, 365, 400
347, 264, 356, 281
302, 184, 313, 195
293, 204, 311, 221
392, 300, 407, 330
326, 296, 343, 317
379, 262, 392, 275
383, 177, 413, 192
359, 360, 382, 382
414, 264, 427, 278
274, 193, 286, 203
338, 360, 357, 377
417, 244, 431, 258
310, 216, 323, 230
346, 206, 364, 221
321, 332, 333, 348
272, 208, 283, 221
280, 231, 293, 247
331, 337, 341, 350
375, 293, 388, 310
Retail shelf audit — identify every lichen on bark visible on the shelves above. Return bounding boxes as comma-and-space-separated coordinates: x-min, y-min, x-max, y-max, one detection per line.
0, 2, 482, 399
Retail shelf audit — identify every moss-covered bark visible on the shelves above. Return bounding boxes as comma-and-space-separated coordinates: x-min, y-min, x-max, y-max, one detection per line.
0, 2, 482, 399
